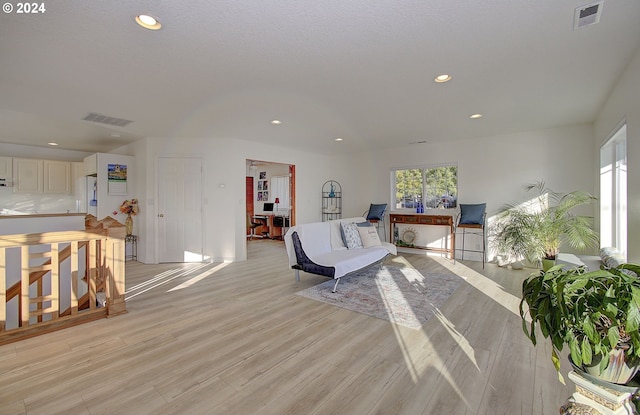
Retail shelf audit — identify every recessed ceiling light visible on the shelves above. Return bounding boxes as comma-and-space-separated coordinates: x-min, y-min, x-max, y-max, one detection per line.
47, 142, 58, 146
271, 120, 282, 125
434, 74, 452, 83
135, 14, 162, 30
334, 137, 343, 142
469, 113, 483, 119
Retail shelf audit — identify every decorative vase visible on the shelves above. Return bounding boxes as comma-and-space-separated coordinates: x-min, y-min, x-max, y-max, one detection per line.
125, 214, 133, 236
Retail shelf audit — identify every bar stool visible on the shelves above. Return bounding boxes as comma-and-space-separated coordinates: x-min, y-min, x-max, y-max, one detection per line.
363, 203, 387, 241
455, 203, 487, 268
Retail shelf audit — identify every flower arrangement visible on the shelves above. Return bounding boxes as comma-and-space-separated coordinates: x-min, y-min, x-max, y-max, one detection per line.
118, 199, 139, 216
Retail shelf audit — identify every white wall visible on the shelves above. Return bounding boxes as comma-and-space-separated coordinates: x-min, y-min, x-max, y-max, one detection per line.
125, 121, 598, 264
248, 161, 290, 215
133, 136, 342, 263
595, 46, 640, 262
1, 121, 603, 265
354, 124, 597, 259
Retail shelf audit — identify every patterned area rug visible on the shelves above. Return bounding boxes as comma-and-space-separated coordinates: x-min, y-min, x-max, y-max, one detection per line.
296, 256, 463, 329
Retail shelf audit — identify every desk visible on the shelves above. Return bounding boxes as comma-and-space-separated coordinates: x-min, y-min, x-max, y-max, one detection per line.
389, 213, 455, 260
252, 215, 289, 239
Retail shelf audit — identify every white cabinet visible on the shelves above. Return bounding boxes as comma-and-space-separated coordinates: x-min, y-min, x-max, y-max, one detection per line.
13, 158, 43, 193
0, 156, 12, 179
0, 156, 12, 188
84, 153, 97, 176
12, 158, 71, 194
43, 160, 71, 194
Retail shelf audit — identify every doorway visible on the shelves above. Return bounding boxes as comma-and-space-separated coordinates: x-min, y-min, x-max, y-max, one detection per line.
246, 160, 295, 253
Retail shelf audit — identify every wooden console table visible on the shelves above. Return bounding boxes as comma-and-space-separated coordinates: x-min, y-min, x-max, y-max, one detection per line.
389, 213, 455, 260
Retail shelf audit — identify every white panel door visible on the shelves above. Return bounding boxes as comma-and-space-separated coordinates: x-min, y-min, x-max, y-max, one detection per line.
158, 157, 203, 262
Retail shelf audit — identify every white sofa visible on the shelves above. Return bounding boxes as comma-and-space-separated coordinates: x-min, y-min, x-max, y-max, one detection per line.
556, 247, 627, 271
284, 217, 397, 292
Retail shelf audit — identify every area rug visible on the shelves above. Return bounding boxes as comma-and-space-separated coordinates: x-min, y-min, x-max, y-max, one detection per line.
296, 256, 463, 329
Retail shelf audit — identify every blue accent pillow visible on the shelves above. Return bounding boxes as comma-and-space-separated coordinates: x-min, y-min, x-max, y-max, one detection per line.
366, 203, 387, 221
459, 203, 486, 225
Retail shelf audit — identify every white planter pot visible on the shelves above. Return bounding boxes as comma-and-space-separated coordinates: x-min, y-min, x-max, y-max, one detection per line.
583, 348, 640, 385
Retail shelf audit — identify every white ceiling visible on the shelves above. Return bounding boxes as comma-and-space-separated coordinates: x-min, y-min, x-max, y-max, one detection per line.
1, 0, 639, 155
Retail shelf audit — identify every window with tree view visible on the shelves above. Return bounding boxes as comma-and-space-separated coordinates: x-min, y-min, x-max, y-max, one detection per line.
393, 165, 458, 209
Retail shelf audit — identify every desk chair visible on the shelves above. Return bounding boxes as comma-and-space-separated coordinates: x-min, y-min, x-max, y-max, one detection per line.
247, 214, 263, 240
363, 203, 387, 241
455, 203, 486, 268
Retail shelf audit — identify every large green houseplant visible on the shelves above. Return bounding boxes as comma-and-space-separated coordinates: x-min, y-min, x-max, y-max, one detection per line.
520, 263, 640, 385
492, 181, 599, 268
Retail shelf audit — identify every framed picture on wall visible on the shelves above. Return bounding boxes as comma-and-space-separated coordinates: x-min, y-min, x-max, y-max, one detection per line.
107, 163, 127, 195
259, 171, 266, 180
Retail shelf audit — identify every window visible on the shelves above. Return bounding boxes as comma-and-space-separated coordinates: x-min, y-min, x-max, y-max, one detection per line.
600, 123, 627, 256
271, 175, 290, 212
392, 164, 458, 210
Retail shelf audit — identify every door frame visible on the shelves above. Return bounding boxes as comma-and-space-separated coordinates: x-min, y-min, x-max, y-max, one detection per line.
245, 160, 296, 254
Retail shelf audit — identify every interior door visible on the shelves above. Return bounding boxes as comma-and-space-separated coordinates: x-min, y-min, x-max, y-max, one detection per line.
158, 157, 203, 262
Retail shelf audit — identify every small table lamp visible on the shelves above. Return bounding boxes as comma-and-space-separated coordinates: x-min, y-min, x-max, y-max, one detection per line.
274, 197, 280, 213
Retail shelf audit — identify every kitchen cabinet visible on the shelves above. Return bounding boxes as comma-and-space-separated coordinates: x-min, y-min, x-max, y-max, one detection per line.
0, 156, 12, 188
43, 160, 71, 194
13, 158, 43, 193
12, 158, 71, 194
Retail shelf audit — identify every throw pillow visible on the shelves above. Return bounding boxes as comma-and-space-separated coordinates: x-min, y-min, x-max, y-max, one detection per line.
599, 247, 626, 268
341, 222, 363, 249
459, 203, 486, 225
357, 224, 382, 248
366, 203, 387, 221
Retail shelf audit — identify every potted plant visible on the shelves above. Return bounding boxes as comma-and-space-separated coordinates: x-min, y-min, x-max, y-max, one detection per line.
492, 181, 599, 269
520, 263, 640, 385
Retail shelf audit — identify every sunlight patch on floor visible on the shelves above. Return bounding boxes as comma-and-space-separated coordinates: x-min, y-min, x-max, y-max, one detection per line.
431, 256, 524, 317
382, 255, 485, 410
376, 264, 420, 329
433, 308, 479, 371
168, 261, 230, 292
125, 262, 212, 300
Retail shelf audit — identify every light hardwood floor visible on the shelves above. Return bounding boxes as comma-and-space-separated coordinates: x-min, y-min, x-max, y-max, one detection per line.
0, 240, 570, 414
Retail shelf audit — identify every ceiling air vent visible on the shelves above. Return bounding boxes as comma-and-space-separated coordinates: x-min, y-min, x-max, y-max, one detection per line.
574, 1, 603, 29
82, 112, 133, 127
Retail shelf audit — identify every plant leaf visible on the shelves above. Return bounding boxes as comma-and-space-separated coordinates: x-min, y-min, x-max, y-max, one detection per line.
627, 301, 640, 333
552, 349, 566, 385
581, 338, 592, 365
608, 326, 620, 349
569, 336, 582, 366
583, 315, 597, 344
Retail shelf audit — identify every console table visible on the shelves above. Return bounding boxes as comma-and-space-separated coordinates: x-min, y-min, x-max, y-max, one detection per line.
389, 213, 455, 260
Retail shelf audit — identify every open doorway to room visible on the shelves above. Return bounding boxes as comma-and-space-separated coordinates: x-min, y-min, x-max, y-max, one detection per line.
246, 160, 295, 253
